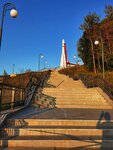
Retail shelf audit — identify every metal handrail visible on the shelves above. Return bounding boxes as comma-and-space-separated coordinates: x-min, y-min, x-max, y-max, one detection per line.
79, 74, 113, 100
0, 70, 51, 111
1, 100, 24, 110
59, 68, 113, 100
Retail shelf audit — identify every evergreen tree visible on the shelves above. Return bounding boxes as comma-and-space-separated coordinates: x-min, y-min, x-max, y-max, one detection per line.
3, 69, 8, 76
105, 5, 113, 20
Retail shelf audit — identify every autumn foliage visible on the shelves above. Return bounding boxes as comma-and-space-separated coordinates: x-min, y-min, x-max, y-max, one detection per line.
78, 5, 113, 72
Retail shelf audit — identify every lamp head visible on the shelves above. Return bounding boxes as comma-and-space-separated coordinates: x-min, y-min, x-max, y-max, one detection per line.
94, 41, 99, 45
10, 9, 18, 18
74, 55, 76, 59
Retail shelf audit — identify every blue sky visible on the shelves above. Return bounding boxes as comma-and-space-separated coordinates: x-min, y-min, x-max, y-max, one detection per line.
0, 0, 113, 74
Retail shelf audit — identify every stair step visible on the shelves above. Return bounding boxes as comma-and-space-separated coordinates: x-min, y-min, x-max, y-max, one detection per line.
3, 126, 113, 129
56, 102, 109, 105
0, 139, 113, 148
44, 97, 105, 100
43, 92, 101, 94
43, 93, 102, 96
56, 105, 112, 109
56, 99, 106, 102
2, 148, 113, 150
7, 119, 113, 127
43, 89, 97, 91
42, 92, 102, 98
1, 128, 113, 136
2, 135, 113, 140
43, 91, 100, 93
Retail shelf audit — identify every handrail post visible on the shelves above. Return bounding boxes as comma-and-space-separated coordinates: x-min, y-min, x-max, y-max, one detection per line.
20, 88, 23, 101
11, 87, 15, 109
0, 88, 2, 111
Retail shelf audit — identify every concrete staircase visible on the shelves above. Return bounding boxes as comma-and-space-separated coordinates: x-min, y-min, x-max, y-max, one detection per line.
43, 71, 113, 109
0, 70, 113, 149
1, 119, 113, 149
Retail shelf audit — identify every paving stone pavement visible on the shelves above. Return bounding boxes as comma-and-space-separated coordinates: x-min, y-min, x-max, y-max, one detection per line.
9, 106, 113, 120
31, 108, 113, 120
9, 105, 52, 119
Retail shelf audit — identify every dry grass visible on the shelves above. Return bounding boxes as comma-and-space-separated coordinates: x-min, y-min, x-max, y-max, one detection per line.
0, 70, 51, 89
59, 66, 113, 86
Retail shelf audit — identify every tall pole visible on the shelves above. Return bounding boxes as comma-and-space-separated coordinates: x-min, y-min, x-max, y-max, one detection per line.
0, 88, 2, 111
38, 54, 40, 71
0, 4, 6, 49
100, 36, 105, 79
0, 3, 18, 50
38, 54, 43, 71
94, 38, 105, 79
44, 61, 45, 70
12, 64, 15, 74
44, 60, 47, 70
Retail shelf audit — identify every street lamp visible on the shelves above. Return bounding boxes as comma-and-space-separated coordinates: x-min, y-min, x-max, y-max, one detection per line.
38, 54, 44, 71
74, 55, 76, 63
44, 60, 47, 69
12, 64, 15, 74
48, 65, 50, 69
0, 3, 18, 49
94, 40, 105, 79
74, 55, 78, 64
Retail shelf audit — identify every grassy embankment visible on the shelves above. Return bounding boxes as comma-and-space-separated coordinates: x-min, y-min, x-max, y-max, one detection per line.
0, 70, 50, 89
59, 65, 113, 86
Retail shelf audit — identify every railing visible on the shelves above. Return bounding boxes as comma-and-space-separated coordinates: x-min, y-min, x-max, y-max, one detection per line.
0, 70, 51, 129
79, 74, 113, 100
59, 67, 113, 101
1, 100, 24, 111
0, 70, 51, 111
0, 84, 25, 111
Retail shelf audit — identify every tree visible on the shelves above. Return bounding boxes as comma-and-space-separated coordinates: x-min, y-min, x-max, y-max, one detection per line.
77, 33, 93, 70
3, 69, 8, 76
79, 12, 100, 73
105, 5, 113, 20
107, 55, 113, 71
78, 5, 113, 72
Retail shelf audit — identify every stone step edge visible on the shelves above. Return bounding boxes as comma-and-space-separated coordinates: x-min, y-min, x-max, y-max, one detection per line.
2, 128, 113, 131
7, 119, 113, 127
56, 105, 113, 108
0, 140, 113, 148
7, 119, 113, 122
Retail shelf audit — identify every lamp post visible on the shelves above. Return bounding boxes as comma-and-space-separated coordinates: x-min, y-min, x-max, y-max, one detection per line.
44, 60, 47, 69
38, 54, 44, 71
74, 55, 78, 74
74, 55, 76, 64
0, 3, 18, 49
94, 40, 105, 79
74, 55, 78, 64
12, 64, 15, 74
48, 65, 50, 69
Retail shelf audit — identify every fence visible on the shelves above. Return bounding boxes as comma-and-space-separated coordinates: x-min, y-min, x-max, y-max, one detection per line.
79, 74, 113, 100
0, 70, 51, 111
0, 84, 25, 111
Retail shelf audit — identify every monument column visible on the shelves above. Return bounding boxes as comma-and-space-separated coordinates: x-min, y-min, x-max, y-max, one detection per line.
60, 39, 67, 68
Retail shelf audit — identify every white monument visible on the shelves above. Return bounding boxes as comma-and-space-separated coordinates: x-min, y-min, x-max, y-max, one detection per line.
60, 39, 68, 68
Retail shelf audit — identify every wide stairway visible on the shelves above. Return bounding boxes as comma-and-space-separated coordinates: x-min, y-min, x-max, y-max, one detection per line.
0, 70, 113, 150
